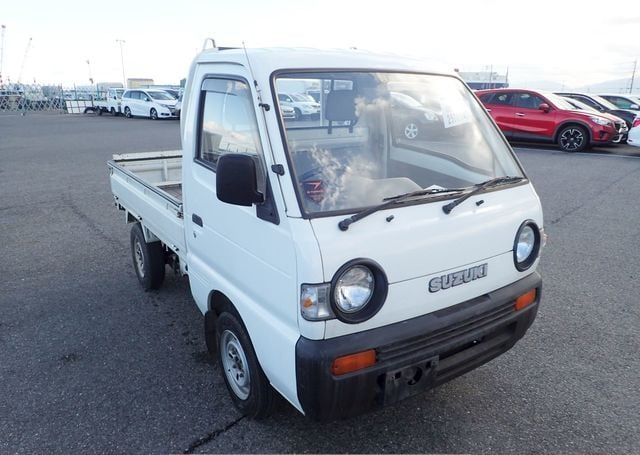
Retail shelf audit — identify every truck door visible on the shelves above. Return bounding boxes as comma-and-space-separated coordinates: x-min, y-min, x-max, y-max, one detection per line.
182, 68, 299, 405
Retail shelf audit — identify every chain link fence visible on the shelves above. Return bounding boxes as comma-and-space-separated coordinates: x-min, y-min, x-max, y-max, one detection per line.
0, 83, 108, 114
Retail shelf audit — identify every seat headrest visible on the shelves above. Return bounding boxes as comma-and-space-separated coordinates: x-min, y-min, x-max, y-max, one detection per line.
324, 90, 357, 122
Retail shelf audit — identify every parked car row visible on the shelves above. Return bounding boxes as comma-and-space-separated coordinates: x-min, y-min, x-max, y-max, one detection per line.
476, 88, 639, 152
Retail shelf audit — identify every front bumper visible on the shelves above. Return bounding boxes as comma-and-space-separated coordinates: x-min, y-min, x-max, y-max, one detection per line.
296, 272, 542, 421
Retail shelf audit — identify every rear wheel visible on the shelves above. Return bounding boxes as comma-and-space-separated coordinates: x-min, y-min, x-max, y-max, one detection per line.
558, 125, 588, 152
124, 106, 132, 118
130, 223, 165, 290
110, 107, 117, 116
150, 108, 158, 120
216, 311, 274, 419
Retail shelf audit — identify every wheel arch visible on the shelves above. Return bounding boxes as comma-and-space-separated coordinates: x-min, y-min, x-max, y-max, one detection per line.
553, 121, 592, 144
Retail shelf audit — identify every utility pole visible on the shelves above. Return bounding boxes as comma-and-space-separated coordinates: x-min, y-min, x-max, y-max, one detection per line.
630, 59, 637, 94
0, 25, 6, 84
116, 39, 126, 88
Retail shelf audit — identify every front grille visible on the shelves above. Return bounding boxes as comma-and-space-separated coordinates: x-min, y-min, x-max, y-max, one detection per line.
376, 299, 514, 364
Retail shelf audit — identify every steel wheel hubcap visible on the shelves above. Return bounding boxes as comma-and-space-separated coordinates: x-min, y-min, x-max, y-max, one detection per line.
560, 128, 584, 150
134, 240, 145, 277
404, 123, 418, 139
220, 330, 250, 400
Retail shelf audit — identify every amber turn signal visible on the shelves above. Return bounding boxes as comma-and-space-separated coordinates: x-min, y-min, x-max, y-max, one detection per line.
331, 349, 377, 376
514, 289, 537, 311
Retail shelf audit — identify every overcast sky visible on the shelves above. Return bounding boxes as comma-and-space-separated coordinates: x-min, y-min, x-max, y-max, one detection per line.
1, 0, 638, 90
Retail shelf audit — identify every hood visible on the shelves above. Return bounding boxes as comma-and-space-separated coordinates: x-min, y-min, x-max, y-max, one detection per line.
310, 183, 544, 337
156, 99, 177, 107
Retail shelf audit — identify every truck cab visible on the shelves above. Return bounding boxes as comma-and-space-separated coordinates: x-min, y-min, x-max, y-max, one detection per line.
108, 44, 544, 420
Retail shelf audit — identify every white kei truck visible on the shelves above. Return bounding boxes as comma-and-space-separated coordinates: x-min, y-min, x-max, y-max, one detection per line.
108, 42, 545, 421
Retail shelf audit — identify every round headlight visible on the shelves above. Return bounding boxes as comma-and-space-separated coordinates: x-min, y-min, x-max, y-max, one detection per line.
331, 260, 389, 324
334, 266, 374, 313
513, 221, 541, 271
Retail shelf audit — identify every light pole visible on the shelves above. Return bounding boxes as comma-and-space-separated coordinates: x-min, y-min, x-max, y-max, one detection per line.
86, 59, 93, 85
116, 39, 126, 87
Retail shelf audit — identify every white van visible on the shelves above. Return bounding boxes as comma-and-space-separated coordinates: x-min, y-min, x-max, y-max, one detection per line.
121, 89, 178, 119
108, 45, 544, 421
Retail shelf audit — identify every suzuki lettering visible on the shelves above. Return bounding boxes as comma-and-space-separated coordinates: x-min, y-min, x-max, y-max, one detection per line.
429, 263, 488, 293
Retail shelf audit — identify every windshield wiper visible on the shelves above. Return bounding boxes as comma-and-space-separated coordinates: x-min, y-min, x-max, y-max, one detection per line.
442, 176, 525, 215
338, 187, 464, 231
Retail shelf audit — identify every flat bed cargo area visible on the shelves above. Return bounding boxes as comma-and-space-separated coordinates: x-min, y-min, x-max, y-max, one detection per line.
108, 150, 186, 256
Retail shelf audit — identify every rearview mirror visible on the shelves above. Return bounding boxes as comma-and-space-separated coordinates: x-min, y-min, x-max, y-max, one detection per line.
538, 103, 550, 113
216, 154, 263, 206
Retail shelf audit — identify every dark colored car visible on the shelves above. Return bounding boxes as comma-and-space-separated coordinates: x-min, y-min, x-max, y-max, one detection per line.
478, 88, 619, 152
555, 92, 638, 129
390, 91, 441, 140
562, 97, 629, 143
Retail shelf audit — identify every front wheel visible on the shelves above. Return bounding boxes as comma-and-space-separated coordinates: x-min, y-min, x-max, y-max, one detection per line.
216, 311, 274, 419
124, 106, 132, 118
558, 125, 588, 152
404, 122, 419, 140
150, 108, 158, 120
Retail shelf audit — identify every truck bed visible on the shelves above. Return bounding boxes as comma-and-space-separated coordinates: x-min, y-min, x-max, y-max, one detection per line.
108, 150, 186, 256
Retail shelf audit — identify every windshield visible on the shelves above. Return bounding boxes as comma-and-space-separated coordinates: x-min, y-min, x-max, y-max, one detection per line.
545, 93, 578, 110
562, 97, 598, 113
275, 71, 524, 216
589, 95, 618, 110
148, 91, 174, 100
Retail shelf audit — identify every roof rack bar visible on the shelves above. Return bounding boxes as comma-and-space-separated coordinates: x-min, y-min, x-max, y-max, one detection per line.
202, 38, 217, 51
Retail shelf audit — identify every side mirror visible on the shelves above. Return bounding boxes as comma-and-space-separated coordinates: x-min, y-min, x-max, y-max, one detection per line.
216, 154, 263, 206
539, 103, 550, 113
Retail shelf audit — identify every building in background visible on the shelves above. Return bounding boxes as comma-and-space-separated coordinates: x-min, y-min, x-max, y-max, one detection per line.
456, 70, 509, 90
126, 78, 154, 89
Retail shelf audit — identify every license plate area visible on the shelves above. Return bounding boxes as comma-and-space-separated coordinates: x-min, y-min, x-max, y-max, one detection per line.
382, 356, 439, 405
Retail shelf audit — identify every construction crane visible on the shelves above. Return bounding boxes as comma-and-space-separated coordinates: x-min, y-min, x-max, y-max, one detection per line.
17, 37, 32, 83
0, 25, 6, 84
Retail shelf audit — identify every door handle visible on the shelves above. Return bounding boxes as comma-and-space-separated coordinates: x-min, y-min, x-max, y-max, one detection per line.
192, 213, 203, 227
515, 113, 525, 117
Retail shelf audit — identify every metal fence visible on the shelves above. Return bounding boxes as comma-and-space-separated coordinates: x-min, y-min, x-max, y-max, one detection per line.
0, 83, 108, 113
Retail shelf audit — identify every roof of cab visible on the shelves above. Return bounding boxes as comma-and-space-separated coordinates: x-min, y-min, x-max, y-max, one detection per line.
194, 47, 452, 77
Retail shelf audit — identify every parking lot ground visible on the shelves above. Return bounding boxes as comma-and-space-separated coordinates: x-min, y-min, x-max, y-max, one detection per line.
1, 113, 640, 454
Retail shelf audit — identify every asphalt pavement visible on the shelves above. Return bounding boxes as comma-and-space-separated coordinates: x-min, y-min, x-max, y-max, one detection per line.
1, 113, 639, 454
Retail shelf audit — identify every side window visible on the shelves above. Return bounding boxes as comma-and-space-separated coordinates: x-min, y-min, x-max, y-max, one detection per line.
130, 91, 140, 100
478, 93, 493, 103
492, 93, 514, 106
198, 78, 265, 192
515, 93, 545, 109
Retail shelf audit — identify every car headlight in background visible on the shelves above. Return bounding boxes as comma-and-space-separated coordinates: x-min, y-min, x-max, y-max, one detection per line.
334, 266, 374, 313
590, 116, 611, 126
513, 221, 541, 271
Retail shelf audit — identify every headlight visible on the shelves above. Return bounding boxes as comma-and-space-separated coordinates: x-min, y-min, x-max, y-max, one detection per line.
334, 266, 374, 313
590, 116, 611, 126
330, 260, 388, 323
513, 221, 541, 271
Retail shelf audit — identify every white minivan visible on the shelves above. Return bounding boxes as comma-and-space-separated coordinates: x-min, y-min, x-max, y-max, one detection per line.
108, 45, 544, 421
121, 89, 178, 119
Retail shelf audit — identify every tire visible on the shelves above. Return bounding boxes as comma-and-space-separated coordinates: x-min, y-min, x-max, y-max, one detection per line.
124, 106, 132, 118
130, 223, 165, 291
110, 107, 117, 116
558, 125, 588, 152
294, 108, 302, 120
150, 108, 158, 120
404, 122, 419, 140
216, 311, 274, 419
97, 108, 103, 116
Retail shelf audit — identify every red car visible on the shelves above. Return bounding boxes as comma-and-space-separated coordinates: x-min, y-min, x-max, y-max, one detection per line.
477, 89, 619, 152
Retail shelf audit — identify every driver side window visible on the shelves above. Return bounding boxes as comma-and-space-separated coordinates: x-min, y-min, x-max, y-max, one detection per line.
197, 77, 266, 193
